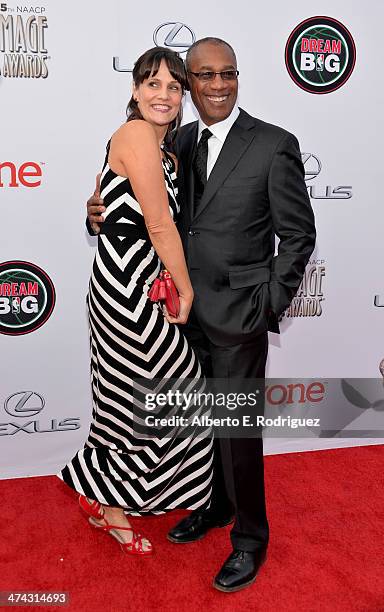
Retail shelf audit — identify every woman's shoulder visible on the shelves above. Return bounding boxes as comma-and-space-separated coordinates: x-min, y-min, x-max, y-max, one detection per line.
113, 119, 157, 144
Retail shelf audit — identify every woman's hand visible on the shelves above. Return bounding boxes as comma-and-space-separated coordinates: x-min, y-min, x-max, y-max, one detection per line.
163, 294, 193, 325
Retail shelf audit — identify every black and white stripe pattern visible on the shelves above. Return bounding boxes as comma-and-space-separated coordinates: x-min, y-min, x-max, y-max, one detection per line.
59, 146, 213, 513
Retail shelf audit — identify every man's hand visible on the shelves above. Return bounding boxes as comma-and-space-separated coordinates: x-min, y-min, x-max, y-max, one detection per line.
87, 174, 105, 235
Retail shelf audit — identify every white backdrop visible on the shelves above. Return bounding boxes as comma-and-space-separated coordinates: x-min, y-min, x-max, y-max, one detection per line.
1, 0, 383, 478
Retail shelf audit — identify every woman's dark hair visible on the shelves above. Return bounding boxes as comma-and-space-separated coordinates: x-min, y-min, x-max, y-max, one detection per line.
126, 47, 188, 146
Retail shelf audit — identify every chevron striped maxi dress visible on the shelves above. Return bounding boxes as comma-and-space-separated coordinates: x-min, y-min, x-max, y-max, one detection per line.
58, 144, 213, 514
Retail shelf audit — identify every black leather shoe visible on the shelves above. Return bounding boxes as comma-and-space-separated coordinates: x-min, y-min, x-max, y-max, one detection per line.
167, 510, 234, 543
213, 548, 267, 593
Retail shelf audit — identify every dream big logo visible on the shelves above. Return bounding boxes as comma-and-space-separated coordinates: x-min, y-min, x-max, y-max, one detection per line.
0, 261, 55, 335
285, 16, 356, 94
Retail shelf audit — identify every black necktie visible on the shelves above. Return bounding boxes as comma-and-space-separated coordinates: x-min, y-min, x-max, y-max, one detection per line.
193, 128, 212, 187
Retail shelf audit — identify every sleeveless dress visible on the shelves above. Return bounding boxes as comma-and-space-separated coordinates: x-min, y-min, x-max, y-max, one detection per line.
59, 142, 213, 514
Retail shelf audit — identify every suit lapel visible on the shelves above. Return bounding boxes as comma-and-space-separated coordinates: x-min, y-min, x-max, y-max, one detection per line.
193, 110, 257, 221
179, 122, 198, 222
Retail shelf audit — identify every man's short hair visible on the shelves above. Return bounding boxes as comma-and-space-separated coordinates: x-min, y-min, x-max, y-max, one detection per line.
185, 37, 237, 71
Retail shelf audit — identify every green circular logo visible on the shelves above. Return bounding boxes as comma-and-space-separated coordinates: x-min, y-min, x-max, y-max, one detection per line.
0, 261, 55, 335
285, 16, 356, 94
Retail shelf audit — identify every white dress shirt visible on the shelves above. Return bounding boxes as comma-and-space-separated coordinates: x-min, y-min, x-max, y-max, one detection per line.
197, 104, 240, 179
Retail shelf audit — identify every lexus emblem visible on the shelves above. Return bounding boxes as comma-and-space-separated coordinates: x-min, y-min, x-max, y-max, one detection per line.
301, 153, 322, 181
153, 22, 195, 53
4, 391, 45, 418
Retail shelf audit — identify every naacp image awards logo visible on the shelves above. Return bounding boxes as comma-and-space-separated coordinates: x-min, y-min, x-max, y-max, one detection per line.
285, 16, 356, 94
0, 3, 50, 78
284, 259, 325, 318
0, 260, 55, 335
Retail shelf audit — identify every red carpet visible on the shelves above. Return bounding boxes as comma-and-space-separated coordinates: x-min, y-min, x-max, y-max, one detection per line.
1, 445, 383, 612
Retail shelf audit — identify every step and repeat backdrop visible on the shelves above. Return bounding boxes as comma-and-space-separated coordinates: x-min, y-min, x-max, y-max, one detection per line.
1, 0, 383, 478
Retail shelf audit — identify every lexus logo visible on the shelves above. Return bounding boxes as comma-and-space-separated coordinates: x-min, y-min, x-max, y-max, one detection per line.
301, 153, 322, 181
4, 391, 45, 418
113, 22, 195, 73
300, 152, 352, 199
153, 22, 195, 53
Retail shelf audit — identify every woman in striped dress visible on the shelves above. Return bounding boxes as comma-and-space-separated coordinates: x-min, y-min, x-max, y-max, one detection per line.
59, 47, 213, 555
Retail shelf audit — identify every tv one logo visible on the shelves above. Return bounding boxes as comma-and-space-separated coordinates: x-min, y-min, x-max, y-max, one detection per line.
0, 161, 43, 187
1, 391, 81, 436
265, 382, 325, 406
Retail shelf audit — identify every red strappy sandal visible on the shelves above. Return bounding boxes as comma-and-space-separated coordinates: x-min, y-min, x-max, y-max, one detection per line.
78, 495, 104, 520
88, 515, 153, 556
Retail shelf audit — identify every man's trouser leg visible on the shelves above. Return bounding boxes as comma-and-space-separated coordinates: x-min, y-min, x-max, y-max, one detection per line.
209, 332, 269, 551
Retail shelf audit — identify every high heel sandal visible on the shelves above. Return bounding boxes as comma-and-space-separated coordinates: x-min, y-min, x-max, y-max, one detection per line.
88, 515, 153, 556
78, 495, 104, 520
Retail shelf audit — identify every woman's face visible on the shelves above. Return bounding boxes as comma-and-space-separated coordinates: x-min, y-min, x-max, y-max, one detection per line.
133, 59, 183, 129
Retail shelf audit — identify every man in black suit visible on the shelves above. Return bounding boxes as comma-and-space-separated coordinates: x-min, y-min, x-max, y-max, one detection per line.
87, 38, 316, 592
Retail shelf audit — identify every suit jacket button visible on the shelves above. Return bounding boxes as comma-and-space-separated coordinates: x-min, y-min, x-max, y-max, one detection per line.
188, 230, 195, 236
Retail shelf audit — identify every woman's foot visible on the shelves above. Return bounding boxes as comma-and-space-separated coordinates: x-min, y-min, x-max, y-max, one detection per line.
78, 495, 104, 519
90, 505, 153, 554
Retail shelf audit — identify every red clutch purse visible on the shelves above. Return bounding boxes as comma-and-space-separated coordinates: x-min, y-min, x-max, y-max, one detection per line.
148, 269, 180, 318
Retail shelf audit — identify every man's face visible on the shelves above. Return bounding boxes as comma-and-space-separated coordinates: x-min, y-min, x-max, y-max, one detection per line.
188, 42, 238, 126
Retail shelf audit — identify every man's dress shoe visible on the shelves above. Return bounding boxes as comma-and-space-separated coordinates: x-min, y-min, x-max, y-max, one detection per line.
167, 510, 234, 543
213, 548, 267, 592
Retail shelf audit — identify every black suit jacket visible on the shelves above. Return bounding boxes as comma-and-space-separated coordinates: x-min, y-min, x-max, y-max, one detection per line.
174, 108, 316, 347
